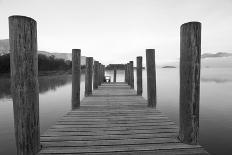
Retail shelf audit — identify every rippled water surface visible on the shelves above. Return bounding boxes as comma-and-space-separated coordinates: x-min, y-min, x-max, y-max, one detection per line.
0, 68, 232, 155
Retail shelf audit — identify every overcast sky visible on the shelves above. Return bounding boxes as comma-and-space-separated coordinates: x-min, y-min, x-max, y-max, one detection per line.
0, 0, 232, 64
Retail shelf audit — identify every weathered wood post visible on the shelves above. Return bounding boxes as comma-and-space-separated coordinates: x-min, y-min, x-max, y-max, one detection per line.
137, 56, 143, 95
102, 65, 105, 82
127, 63, 130, 86
9, 15, 40, 155
72, 49, 81, 109
124, 64, 127, 83
93, 61, 98, 89
98, 62, 101, 86
179, 22, 201, 145
113, 66, 117, 83
146, 49, 156, 107
85, 57, 93, 96
129, 61, 134, 89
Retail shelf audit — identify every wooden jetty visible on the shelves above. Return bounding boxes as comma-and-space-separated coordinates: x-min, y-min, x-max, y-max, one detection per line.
8, 16, 208, 154
40, 83, 208, 154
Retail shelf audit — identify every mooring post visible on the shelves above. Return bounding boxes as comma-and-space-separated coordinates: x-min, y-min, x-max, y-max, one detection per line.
124, 64, 127, 83
93, 61, 98, 89
98, 62, 101, 86
179, 22, 201, 145
137, 56, 143, 95
85, 57, 93, 96
102, 65, 105, 82
113, 67, 117, 83
127, 63, 130, 86
129, 61, 134, 89
146, 49, 156, 107
9, 15, 40, 155
72, 49, 81, 109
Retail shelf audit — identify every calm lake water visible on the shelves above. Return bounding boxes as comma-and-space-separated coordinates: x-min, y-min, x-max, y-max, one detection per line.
0, 68, 232, 155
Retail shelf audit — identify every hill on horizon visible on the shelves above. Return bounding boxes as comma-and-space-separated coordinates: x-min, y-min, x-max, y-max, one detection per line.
0, 39, 86, 65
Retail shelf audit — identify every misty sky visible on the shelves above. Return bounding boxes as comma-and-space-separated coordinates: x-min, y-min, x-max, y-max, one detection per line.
0, 0, 232, 64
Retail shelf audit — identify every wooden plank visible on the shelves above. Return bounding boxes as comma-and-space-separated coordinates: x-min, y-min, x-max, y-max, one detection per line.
40, 83, 208, 155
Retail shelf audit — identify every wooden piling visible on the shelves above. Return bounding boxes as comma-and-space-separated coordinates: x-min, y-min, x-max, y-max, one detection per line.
85, 57, 93, 96
146, 49, 156, 107
72, 49, 81, 109
113, 67, 117, 83
129, 61, 134, 89
9, 15, 40, 155
179, 22, 201, 145
93, 61, 98, 89
127, 63, 130, 85
102, 65, 105, 82
137, 56, 143, 95
124, 64, 127, 83
98, 63, 101, 86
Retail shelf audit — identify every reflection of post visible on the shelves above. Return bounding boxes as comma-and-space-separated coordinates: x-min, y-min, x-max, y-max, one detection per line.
93, 61, 98, 89
114, 67, 117, 82
129, 61, 134, 89
72, 49, 81, 109
179, 22, 201, 145
85, 57, 93, 96
137, 56, 143, 95
9, 15, 40, 154
146, 49, 156, 107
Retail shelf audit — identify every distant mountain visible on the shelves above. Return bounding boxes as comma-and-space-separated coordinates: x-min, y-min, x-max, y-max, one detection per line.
201, 52, 232, 59
0, 39, 86, 65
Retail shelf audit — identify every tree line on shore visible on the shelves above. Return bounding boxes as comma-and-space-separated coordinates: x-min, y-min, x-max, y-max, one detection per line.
0, 54, 86, 74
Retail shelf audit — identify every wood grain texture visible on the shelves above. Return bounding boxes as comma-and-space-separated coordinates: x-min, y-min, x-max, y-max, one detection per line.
179, 22, 201, 144
9, 15, 40, 155
136, 56, 143, 95
146, 49, 157, 108
85, 57, 93, 96
72, 49, 81, 109
40, 83, 208, 155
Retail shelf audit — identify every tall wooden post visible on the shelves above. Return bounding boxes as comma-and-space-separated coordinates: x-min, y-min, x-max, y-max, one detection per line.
137, 56, 143, 95
85, 57, 93, 96
113, 67, 117, 83
72, 49, 81, 109
9, 15, 40, 155
98, 63, 101, 86
93, 61, 98, 89
127, 63, 130, 86
179, 22, 201, 145
124, 64, 127, 83
146, 49, 156, 107
102, 65, 105, 82
129, 61, 134, 89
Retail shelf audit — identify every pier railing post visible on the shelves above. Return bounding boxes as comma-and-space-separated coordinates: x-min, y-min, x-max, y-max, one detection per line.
9, 15, 40, 154
93, 61, 98, 89
98, 62, 101, 86
124, 64, 127, 83
72, 49, 81, 109
146, 49, 156, 107
129, 61, 134, 89
114, 67, 117, 83
179, 22, 201, 145
137, 56, 143, 95
85, 57, 93, 96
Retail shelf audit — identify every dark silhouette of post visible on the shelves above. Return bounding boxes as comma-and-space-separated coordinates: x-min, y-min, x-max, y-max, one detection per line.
102, 65, 105, 82
127, 63, 130, 85
9, 15, 40, 155
146, 49, 156, 107
179, 22, 201, 145
85, 57, 93, 96
129, 61, 134, 89
124, 64, 127, 83
72, 49, 81, 109
114, 67, 117, 82
98, 62, 101, 86
93, 61, 98, 89
137, 56, 143, 95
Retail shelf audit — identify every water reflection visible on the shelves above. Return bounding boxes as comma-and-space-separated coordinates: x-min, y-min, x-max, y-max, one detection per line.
0, 74, 72, 99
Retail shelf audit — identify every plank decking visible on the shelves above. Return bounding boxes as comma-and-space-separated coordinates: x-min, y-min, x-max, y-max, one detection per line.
40, 83, 209, 155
